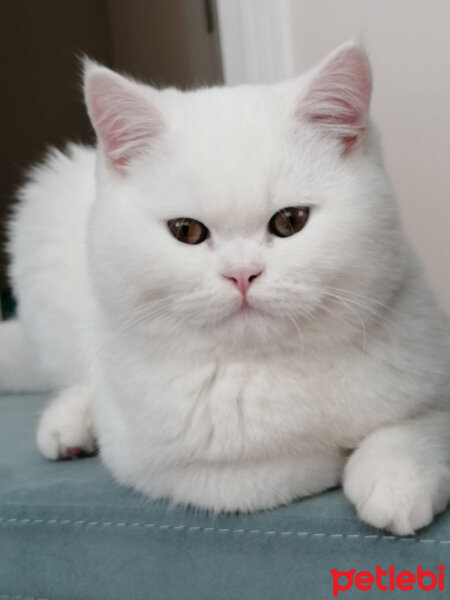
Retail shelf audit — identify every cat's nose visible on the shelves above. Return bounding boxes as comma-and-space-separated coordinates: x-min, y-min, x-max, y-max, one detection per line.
222, 267, 263, 296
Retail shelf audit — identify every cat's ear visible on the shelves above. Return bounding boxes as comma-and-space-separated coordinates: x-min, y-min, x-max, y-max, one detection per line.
297, 43, 372, 154
84, 60, 165, 170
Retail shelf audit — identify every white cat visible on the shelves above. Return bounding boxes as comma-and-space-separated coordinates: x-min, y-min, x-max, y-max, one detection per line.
2, 42, 450, 535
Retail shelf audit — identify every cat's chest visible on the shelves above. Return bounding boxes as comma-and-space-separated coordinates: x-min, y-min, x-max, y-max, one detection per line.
134, 350, 386, 459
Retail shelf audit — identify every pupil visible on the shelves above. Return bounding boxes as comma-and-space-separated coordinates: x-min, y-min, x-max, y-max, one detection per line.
180, 221, 191, 238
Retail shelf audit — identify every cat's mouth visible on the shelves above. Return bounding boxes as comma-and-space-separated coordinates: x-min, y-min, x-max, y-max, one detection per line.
238, 303, 253, 315
240, 297, 250, 310
233, 297, 262, 317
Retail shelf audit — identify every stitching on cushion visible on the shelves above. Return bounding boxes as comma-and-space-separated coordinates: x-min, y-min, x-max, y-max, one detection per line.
0, 517, 449, 543
0, 595, 50, 600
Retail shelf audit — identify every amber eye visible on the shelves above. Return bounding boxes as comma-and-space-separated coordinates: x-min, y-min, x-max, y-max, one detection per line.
268, 206, 310, 238
167, 218, 210, 245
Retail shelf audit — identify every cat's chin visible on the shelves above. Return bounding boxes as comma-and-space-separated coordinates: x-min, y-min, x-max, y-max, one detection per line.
208, 307, 292, 349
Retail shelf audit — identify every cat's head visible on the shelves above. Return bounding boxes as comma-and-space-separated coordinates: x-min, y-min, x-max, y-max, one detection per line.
84, 43, 406, 352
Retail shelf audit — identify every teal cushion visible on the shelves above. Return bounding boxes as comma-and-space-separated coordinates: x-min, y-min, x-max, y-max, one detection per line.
1, 394, 449, 599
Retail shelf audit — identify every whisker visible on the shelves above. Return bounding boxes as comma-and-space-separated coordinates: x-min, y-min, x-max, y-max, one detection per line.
326, 292, 367, 350
283, 311, 305, 355
323, 288, 400, 331
326, 286, 401, 318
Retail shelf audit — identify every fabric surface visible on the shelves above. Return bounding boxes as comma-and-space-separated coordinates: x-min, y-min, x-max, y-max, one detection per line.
1, 393, 449, 599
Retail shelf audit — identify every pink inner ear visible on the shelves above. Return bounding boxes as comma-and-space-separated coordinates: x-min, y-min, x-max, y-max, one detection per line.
298, 46, 372, 153
86, 70, 164, 168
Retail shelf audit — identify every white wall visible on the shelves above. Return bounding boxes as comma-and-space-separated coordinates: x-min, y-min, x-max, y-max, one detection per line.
216, 0, 291, 84
218, 0, 450, 310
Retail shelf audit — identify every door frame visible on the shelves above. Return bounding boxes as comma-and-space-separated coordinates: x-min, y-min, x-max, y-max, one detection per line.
216, 0, 292, 85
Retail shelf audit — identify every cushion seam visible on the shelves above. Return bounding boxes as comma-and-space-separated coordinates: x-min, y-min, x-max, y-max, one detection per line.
0, 517, 448, 543
0, 595, 50, 600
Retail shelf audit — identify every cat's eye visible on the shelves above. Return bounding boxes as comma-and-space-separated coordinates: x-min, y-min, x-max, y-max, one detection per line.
167, 218, 210, 245
268, 206, 310, 238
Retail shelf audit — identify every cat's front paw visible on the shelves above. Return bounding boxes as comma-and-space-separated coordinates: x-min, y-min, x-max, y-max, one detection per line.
343, 450, 450, 536
37, 385, 96, 460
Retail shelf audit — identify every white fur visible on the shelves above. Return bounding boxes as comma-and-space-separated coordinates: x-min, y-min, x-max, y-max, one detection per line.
3, 43, 450, 533
36, 384, 96, 459
0, 320, 51, 392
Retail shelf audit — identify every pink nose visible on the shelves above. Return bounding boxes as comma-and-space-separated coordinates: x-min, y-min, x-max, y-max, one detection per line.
222, 267, 263, 296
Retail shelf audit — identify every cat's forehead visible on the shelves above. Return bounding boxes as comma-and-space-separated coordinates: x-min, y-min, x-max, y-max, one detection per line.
167, 84, 292, 145
152, 85, 298, 227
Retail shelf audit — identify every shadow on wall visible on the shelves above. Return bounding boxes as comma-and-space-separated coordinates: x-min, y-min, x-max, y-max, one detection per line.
0, 0, 222, 293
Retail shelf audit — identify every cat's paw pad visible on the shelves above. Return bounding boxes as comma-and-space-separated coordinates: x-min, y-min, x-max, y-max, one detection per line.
36, 385, 96, 460
343, 453, 450, 536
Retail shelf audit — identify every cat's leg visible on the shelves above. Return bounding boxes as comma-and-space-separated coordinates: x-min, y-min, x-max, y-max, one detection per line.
36, 384, 97, 459
343, 411, 450, 535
